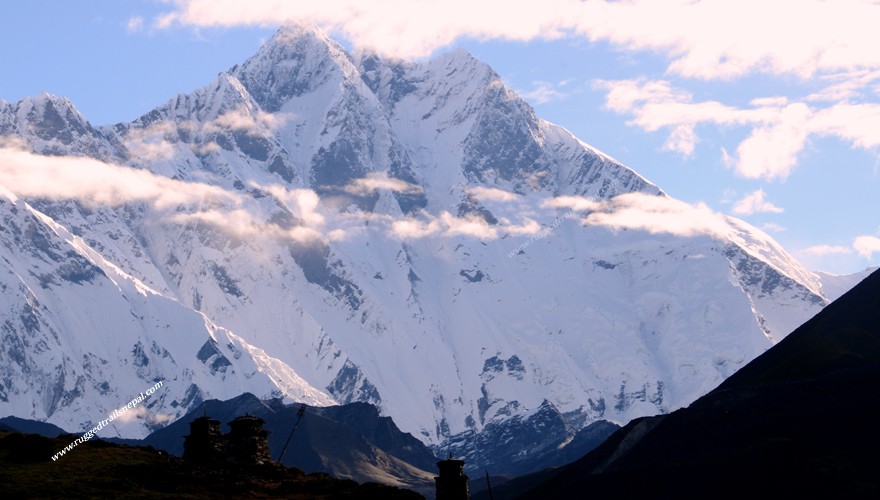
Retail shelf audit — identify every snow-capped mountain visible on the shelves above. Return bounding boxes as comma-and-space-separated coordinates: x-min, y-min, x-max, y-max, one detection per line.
0, 24, 847, 452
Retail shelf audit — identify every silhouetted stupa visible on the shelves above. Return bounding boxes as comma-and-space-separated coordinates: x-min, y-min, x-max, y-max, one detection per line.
183, 415, 224, 464
435, 455, 469, 500
182, 413, 272, 466
227, 414, 272, 465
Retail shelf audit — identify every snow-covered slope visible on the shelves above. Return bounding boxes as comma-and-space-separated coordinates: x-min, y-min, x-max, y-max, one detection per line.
0, 25, 832, 449
815, 267, 878, 302
0, 189, 333, 437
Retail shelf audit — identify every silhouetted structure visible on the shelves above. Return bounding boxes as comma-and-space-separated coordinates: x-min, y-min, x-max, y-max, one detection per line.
183, 416, 224, 464
182, 413, 272, 466
436, 456, 469, 500
227, 414, 272, 465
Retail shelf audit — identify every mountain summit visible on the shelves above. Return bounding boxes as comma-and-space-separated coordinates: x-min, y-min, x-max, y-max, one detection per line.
0, 24, 835, 459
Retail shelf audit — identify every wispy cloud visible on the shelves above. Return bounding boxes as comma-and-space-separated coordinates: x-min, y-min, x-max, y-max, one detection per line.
801, 236, 880, 260
761, 222, 786, 233
123, 121, 179, 161
0, 146, 333, 245
519, 80, 574, 105
731, 189, 783, 216
593, 78, 769, 158
541, 195, 601, 212
580, 193, 732, 239
202, 108, 290, 136
467, 186, 518, 203
5, 143, 872, 268
388, 193, 738, 242
803, 244, 852, 256
127, 16, 145, 33
807, 70, 880, 103
342, 173, 424, 196
0, 146, 232, 209
122, 108, 293, 162
389, 212, 498, 239
262, 185, 326, 227
540, 193, 735, 240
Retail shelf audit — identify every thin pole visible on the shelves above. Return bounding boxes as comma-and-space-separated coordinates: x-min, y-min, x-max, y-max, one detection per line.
485, 470, 495, 500
277, 403, 307, 463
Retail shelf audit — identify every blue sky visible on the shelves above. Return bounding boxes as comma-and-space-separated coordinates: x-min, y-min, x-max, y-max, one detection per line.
1, 1, 879, 275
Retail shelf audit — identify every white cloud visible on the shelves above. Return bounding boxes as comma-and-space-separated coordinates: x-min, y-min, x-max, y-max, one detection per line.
663, 125, 698, 156
733, 104, 812, 180
803, 245, 852, 256
202, 108, 289, 136
801, 236, 880, 260
542, 195, 601, 212
122, 121, 179, 161
157, 0, 880, 80
581, 193, 732, 239
504, 218, 542, 236
342, 173, 424, 196
854, 235, 880, 259
810, 103, 880, 150
543, 193, 734, 239
594, 78, 779, 162
596, 79, 880, 180
178, 207, 326, 244
731, 189, 784, 216
440, 212, 498, 239
0, 147, 335, 245
262, 185, 326, 227
390, 211, 499, 240
467, 186, 518, 202
0, 147, 232, 209
1, 144, 773, 251
390, 217, 442, 239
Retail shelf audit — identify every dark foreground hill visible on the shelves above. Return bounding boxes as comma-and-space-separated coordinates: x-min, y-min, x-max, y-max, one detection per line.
142, 393, 437, 494
0, 430, 422, 499
483, 269, 880, 499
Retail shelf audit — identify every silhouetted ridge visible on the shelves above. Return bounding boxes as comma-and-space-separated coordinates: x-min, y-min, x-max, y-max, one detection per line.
486, 269, 880, 499
714, 268, 880, 390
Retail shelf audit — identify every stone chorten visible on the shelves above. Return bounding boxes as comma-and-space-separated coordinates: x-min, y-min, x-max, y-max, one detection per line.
226, 414, 272, 465
182, 413, 273, 466
435, 456, 470, 500
183, 415, 224, 464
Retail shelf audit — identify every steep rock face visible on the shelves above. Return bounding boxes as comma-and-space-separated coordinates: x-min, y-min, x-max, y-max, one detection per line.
0, 24, 834, 454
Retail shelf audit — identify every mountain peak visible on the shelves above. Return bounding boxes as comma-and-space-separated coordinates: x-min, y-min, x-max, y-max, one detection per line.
0, 92, 113, 156
231, 23, 357, 112
14, 92, 90, 130
272, 22, 333, 45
